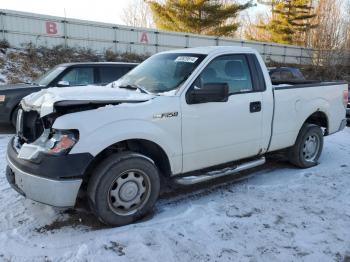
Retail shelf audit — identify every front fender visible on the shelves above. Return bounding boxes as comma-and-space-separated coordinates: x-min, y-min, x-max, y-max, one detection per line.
53, 108, 182, 174
73, 119, 177, 156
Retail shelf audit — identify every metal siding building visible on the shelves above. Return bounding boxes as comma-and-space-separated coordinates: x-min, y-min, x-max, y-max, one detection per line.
0, 9, 313, 64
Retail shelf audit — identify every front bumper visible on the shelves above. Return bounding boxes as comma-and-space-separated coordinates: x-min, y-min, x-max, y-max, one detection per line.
6, 138, 93, 207
6, 157, 82, 207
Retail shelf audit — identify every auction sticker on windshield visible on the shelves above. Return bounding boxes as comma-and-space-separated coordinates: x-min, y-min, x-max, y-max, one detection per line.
175, 56, 198, 63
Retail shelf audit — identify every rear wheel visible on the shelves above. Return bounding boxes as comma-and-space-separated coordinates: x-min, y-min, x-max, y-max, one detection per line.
288, 124, 323, 168
87, 152, 160, 226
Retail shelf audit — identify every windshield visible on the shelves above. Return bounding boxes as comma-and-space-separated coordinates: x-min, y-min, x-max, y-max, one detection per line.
112, 53, 206, 93
35, 66, 66, 86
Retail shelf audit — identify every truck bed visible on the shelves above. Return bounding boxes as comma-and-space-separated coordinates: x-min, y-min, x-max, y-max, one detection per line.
268, 81, 347, 152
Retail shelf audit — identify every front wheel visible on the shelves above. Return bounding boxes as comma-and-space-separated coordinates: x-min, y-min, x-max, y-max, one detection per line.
288, 124, 323, 168
87, 152, 160, 226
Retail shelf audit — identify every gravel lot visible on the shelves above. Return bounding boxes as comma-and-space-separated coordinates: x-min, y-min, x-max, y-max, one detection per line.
0, 128, 349, 262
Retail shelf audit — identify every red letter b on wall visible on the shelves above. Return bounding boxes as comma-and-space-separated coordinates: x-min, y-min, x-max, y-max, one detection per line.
46, 22, 58, 34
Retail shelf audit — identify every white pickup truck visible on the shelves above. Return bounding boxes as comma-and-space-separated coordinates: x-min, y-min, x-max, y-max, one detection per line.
6, 46, 348, 226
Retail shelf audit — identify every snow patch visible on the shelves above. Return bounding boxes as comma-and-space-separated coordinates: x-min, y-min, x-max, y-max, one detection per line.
0, 129, 350, 261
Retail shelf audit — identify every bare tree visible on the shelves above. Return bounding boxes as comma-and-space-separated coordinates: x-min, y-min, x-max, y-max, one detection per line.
121, 0, 154, 28
311, 0, 345, 50
307, 0, 350, 79
343, 0, 350, 50
243, 11, 271, 41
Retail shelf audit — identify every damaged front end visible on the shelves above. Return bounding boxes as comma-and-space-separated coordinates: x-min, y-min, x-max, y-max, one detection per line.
15, 85, 154, 158
7, 99, 120, 207
7, 104, 95, 207
15, 99, 127, 161
7, 85, 154, 207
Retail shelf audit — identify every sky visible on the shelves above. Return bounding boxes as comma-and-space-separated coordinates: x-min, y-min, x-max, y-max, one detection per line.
0, 0, 131, 24
0, 0, 267, 26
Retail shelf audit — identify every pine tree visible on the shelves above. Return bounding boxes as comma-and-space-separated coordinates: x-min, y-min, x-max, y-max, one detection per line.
253, 0, 317, 46
148, 0, 253, 37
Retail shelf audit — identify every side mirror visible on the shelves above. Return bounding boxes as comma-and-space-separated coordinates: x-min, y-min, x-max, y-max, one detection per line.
187, 83, 229, 104
57, 80, 70, 87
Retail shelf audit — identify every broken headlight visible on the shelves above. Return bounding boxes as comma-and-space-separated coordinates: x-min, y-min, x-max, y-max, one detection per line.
17, 129, 79, 160
45, 129, 79, 155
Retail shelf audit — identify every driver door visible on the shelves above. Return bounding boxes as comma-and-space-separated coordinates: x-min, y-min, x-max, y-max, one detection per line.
181, 54, 264, 173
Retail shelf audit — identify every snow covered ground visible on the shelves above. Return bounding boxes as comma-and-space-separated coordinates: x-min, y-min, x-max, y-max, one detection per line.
0, 129, 350, 262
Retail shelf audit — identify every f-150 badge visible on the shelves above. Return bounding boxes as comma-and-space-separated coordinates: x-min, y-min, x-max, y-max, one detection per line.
153, 112, 178, 119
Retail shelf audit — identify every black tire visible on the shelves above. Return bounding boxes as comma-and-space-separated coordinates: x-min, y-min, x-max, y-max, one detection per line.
87, 152, 160, 226
288, 124, 323, 168
11, 106, 19, 128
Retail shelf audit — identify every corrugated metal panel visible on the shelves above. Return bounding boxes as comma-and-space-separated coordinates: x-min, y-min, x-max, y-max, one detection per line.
5, 32, 64, 47
242, 42, 265, 53
0, 9, 315, 64
158, 33, 187, 48
217, 39, 239, 46
67, 23, 115, 41
67, 38, 114, 51
128, 43, 157, 54
269, 55, 285, 63
189, 36, 216, 47
117, 28, 139, 43
267, 45, 284, 56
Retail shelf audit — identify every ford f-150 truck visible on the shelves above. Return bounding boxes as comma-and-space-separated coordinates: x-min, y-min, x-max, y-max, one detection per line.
5, 46, 348, 226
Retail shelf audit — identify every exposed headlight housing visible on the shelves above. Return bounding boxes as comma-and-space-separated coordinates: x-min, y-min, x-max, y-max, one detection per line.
17, 129, 79, 160
0, 95, 5, 102
46, 130, 79, 155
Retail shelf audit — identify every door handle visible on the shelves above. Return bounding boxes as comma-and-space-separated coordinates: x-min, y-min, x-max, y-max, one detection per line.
250, 101, 261, 113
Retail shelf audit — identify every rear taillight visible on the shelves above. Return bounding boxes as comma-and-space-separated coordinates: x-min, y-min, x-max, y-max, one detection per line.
343, 89, 348, 108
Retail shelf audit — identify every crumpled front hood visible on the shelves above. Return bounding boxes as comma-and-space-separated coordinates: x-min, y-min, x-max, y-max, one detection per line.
21, 85, 155, 117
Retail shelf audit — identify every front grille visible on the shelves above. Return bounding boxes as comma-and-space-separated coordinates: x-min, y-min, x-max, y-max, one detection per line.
17, 110, 44, 144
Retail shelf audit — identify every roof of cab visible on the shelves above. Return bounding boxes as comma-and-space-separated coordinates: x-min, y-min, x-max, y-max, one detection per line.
161, 46, 256, 55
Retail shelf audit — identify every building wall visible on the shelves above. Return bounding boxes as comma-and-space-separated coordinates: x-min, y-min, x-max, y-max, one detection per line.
0, 9, 313, 64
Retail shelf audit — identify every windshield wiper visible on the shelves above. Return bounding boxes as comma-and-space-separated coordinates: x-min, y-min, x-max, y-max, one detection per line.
117, 84, 151, 94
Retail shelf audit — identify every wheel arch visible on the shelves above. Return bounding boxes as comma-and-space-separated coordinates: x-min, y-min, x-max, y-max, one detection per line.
83, 138, 172, 185
303, 110, 329, 135
289, 110, 328, 148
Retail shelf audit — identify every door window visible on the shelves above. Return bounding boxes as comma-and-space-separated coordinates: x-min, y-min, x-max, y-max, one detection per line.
60, 67, 94, 86
194, 55, 253, 94
99, 66, 131, 84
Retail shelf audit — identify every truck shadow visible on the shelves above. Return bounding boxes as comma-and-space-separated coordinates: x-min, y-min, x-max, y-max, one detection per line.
34, 157, 292, 232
